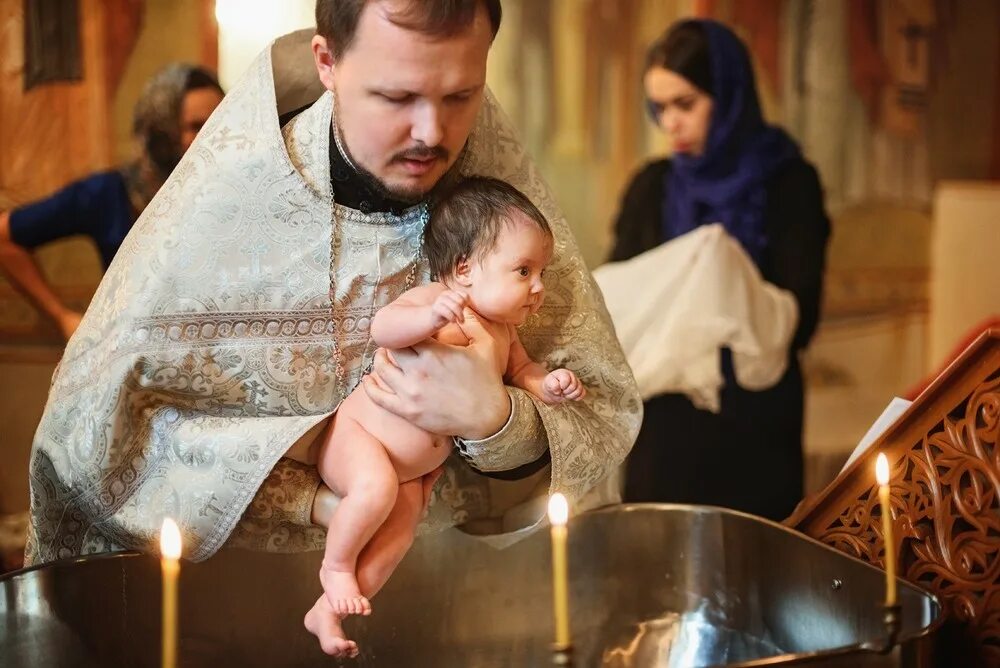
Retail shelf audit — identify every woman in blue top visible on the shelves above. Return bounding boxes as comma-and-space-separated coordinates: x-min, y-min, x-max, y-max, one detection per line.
0, 64, 223, 340
609, 20, 830, 521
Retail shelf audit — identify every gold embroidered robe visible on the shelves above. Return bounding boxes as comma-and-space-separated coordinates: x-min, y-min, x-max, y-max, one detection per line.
25, 30, 641, 565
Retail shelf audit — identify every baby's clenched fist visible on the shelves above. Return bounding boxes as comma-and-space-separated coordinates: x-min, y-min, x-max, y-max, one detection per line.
542, 368, 587, 404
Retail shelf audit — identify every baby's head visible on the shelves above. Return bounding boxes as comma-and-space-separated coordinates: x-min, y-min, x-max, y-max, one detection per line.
426, 177, 553, 325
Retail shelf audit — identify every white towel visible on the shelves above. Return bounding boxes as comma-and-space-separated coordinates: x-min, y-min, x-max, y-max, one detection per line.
593, 224, 798, 412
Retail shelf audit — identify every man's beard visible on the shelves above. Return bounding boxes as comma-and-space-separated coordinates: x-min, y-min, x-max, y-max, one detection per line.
332, 109, 455, 205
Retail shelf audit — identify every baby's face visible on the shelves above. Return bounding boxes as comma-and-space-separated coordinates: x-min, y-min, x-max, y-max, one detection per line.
464, 212, 553, 325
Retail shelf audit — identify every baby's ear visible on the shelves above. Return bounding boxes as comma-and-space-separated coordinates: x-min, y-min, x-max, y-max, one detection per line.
453, 256, 473, 287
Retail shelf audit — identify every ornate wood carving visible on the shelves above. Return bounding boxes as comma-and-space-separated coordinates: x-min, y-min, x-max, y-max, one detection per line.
789, 329, 1000, 665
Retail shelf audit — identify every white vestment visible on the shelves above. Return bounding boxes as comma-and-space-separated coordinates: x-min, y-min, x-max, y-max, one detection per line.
25, 31, 641, 564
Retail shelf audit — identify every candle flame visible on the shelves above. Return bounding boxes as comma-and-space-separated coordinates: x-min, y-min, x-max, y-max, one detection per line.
160, 518, 182, 560
875, 453, 890, 486
548, 493, 569, 526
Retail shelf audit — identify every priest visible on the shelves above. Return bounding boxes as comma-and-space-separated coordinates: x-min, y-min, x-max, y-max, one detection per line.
25, 0, 640, 651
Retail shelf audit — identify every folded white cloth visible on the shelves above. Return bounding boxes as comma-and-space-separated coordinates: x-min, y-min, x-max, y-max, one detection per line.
593, 224, 798, 412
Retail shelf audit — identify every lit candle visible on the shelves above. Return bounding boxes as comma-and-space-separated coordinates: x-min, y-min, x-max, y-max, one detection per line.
875, 454, 897, 607
548, 493, 571, 648
160, 518, 181, 668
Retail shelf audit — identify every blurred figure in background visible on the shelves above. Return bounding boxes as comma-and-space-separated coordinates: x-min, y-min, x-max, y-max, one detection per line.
0, 64, 223, 340
608, 19, 830, 521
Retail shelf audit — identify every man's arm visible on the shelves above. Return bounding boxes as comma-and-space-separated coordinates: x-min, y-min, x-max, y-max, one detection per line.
365, 308, 550, 474
0, 211, 82, 340
452, 386, 549, 473
365, 307, 518, 438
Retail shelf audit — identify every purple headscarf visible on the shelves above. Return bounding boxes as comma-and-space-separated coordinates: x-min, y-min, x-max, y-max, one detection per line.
662, 19, 800, 265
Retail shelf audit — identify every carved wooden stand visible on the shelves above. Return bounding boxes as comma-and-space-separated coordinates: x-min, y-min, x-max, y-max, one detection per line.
789, 328, 1000, 666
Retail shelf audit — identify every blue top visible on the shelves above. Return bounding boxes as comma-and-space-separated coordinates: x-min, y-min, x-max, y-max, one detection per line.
8, 170, 136, 270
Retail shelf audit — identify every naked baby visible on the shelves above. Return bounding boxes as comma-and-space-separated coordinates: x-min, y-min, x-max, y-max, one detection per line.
304, 176, 587, 656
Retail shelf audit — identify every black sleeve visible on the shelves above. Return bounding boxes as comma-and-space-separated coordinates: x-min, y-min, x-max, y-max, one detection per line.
764, 161, 831, 350
608, 161, 666, 263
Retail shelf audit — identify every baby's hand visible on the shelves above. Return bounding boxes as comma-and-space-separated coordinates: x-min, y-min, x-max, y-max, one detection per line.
430, 289, 467, 328
542, 369, 587, 404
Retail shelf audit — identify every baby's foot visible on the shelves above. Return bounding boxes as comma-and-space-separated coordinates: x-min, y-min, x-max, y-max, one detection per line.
304, 595, 358, 658
320, 564, 372, 617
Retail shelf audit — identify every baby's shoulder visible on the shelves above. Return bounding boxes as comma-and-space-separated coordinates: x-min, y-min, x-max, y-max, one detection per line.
395, 281, 448, 306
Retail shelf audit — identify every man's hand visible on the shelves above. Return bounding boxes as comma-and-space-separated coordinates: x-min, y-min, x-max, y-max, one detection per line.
363, 309, 510, 439
541, 368, 587, 404
429, 289, 466, 329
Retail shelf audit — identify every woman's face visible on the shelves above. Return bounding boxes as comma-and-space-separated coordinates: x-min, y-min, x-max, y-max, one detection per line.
644, 66, 713, 157
180, 87, 224, 152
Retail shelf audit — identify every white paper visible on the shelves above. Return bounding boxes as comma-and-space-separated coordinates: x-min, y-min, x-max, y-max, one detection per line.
841, 397, 913, 472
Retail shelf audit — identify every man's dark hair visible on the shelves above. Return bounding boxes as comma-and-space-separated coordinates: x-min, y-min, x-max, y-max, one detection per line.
316, 0, 502, 60
645, 21, 713, 96
425, 176, 551, 280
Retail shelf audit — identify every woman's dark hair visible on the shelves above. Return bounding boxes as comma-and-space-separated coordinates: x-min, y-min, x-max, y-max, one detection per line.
183, 67, 223, 96
425, 176, 551, 280
134, 64, 223, 177
645, 21, 713, 95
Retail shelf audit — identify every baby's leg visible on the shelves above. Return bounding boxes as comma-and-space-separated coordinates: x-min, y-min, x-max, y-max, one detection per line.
304, 468, 441, 657
317, 416, 398, 617
356, 477, 426, 597
305, 478, 426, 658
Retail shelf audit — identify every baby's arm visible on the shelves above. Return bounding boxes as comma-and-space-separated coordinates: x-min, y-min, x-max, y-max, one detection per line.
505, 327, 586, 405
370, 283, 467, 349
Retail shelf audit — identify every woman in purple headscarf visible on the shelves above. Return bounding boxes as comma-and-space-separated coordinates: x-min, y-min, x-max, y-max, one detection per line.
609, 19, 830, 520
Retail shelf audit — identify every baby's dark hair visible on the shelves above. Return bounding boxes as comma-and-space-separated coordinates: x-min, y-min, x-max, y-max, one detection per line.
425, 176, 552, 279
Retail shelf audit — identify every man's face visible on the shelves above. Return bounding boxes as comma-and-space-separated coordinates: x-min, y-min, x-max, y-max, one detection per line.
313, 1, 491, 202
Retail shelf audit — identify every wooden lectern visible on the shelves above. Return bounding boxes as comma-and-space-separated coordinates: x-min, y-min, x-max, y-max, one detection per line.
789, 328, 1000, 666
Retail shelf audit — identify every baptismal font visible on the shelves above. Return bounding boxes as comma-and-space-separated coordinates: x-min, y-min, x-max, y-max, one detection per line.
4, 329, 1000, 666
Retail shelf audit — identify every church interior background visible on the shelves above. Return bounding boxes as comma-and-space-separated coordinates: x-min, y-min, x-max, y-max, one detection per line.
1, 0, 998, 584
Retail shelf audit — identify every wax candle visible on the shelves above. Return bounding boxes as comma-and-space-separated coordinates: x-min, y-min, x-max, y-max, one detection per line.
160, 518, 181, 668
548, 493, 571, 648
875, 454, 897, 607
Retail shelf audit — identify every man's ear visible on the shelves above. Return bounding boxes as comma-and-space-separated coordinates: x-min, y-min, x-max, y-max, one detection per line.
311, 35, 336, 91
453, 256, 473, 287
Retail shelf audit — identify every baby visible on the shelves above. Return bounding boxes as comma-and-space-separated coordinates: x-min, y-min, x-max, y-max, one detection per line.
304, 176, 586, 657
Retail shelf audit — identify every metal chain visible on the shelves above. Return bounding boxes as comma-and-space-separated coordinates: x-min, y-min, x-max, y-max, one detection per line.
327, 102, 429, 395
328, 203, 428, 396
